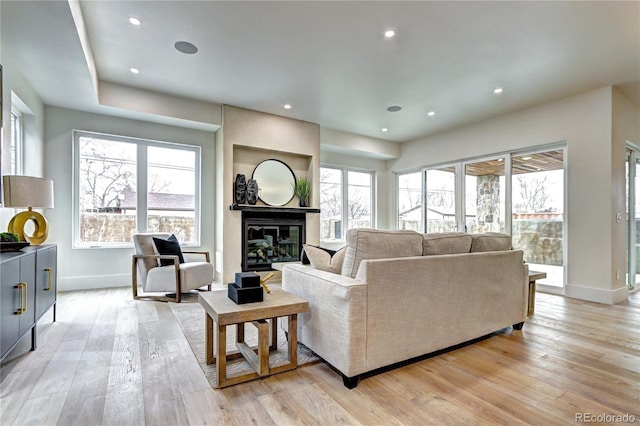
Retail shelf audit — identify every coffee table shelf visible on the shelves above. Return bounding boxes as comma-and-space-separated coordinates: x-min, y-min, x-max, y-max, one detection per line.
198, 287, 309, 388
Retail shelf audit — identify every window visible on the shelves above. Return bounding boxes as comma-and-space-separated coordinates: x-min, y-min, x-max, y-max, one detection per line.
320, 167, 374, 240
397, 171, 423, 231
10, 108, 22, 174
73, 131, 201, 247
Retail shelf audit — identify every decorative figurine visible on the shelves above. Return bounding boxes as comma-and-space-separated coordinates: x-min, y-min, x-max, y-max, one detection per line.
246, 179, 259, 205
260, 271, 274, 294
234, 174, 246, 204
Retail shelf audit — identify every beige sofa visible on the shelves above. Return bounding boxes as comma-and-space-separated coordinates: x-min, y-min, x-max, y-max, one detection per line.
282, 229, 528, 388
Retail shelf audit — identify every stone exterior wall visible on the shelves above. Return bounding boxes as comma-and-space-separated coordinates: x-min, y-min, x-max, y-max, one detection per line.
474, 175, 502, 233
80, 214, 195, 243
512, 219, 563, 266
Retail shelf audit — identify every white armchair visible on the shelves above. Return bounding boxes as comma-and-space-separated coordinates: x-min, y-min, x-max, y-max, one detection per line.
132, 233, 213, 302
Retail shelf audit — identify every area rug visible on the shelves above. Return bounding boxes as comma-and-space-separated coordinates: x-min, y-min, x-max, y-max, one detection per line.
170, 292, 320, 388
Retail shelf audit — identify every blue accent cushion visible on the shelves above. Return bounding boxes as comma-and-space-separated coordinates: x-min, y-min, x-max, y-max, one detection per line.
153, 234, 185, 266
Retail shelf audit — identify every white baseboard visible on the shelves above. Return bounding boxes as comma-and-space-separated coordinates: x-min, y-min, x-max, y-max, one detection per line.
564, 283, 629, 304
59, 274, 130, 292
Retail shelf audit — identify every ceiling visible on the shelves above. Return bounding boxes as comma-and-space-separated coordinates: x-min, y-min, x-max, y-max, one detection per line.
2, 1, 639, 144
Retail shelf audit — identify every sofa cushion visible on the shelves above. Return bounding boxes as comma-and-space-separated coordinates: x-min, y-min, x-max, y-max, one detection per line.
422, 232, 472, 255
341, 228, 423, 278
470, 232, 512, 252
153, 234, 185, 266
302, 244, 346, 274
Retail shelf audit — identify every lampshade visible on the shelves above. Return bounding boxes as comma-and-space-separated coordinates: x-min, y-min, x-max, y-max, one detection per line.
3, 175, 55, 208
2, 175, 55, 245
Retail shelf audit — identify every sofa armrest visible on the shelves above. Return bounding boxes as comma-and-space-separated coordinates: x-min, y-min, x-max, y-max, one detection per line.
282, 263, 368, 377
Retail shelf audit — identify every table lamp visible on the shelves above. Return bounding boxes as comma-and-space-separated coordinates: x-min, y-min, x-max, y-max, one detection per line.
2, 175, 55, 245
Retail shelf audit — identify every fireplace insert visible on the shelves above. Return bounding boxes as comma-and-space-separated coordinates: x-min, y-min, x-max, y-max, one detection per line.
242, 211, 305, 271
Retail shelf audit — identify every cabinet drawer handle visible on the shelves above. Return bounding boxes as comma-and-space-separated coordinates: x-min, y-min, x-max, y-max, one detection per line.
16, 282, 26, 315
23, 282, 28, 314
45, 267, 53, 291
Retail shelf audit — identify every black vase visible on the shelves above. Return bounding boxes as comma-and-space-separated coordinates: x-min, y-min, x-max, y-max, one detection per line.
246, 179, 258, 205
234, 174, 246, 205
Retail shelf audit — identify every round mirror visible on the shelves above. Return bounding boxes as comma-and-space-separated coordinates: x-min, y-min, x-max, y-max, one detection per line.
252, 159, 296, 206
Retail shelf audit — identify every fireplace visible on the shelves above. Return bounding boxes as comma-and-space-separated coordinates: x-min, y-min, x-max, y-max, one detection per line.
242, 211, 306, 271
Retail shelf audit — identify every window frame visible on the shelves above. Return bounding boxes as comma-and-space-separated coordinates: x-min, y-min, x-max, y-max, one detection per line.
10, 107, 23, 175
72, 130, 202, 249
395, 168, 424, 232
320, 165, 375, 242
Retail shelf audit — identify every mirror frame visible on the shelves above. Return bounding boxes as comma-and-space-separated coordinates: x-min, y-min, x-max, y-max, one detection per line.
251, 159, 296, 206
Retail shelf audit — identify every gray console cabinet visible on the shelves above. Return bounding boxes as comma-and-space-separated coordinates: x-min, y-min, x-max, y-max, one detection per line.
1, 245, 57, 361
34, 245, 57, 321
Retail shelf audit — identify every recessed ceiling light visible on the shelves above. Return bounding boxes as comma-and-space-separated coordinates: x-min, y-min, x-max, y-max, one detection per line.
284, 104, 292, 110
381, 127, 389, 132
129, 17, 141, 26
493, 87, 504, 94
522, 156, 532, 160
386, 105, 402, 112
129, 67, 139, 74
427, 111, 436, 117
384, 29, 396, 38
175, 41, 198, 55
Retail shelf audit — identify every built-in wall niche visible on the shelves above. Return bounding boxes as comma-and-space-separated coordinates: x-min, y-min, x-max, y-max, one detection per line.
233, 145, 313, 207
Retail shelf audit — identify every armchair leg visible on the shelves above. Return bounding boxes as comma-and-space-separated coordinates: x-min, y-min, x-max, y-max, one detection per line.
132, 257, 139, 300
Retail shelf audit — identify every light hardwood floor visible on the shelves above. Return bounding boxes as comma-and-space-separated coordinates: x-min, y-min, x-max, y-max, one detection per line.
1, 286, 638, 425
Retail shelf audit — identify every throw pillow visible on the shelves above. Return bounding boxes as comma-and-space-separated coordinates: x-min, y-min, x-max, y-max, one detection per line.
301, 245, 336, 264
302, 244, 345, 274
152, 234, 185, 266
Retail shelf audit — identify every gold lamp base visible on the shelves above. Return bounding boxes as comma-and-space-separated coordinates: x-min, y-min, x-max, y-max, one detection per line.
7, 208, 49, 245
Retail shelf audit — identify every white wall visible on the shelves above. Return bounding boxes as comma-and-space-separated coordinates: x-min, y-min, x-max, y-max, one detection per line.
321, 127, 400, 160
389, 87, 634, 304
0, 49, 46, 225
44, 106, 216, 291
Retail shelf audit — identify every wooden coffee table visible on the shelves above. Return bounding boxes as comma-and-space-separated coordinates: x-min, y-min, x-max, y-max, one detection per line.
528, 270, 547, 316
198, 286, 309, 388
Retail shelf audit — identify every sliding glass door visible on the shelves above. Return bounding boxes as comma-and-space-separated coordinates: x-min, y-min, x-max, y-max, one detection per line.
426, 166, 457, 232
464, 158, 506, 234
511, 149, 565, 287
397, 171, 423, 231
396, 146, 567, 289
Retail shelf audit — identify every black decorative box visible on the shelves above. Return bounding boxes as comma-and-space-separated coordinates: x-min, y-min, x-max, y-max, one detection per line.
228, 283, 263, 304
235, 272, 261, 288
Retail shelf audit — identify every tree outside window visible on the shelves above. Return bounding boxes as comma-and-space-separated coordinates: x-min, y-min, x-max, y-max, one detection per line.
75, 132, 199, 246
320, 167, 374, 240
397, 171, 423, 231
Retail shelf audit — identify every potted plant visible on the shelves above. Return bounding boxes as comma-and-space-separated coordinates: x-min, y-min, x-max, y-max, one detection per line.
293, 177, 311, 207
